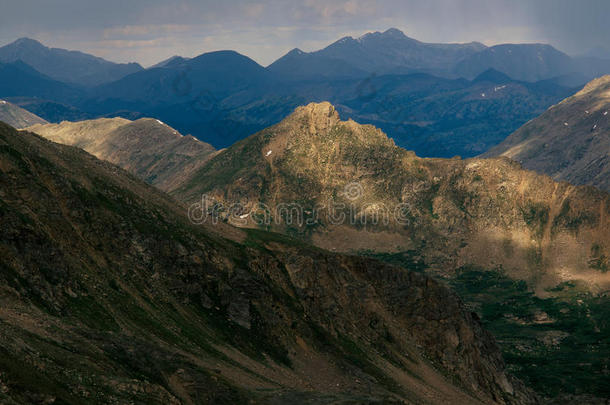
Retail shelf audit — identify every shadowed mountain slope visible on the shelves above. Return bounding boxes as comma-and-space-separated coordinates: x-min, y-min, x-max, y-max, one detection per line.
0, 38, 143, 86
0, 60, 82, 103
453, 44, 575, 82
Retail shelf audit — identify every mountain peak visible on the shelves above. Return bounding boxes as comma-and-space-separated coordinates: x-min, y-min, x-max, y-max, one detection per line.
287, 101, 341, 131
149, 55, 188, 69
287, 48, 305, 56
382, 27, 407, 38
357, 28, 409, 42
473, 68, 513, 83
575, 74, 610, 97
294, 101, 338, 117
277, 102, 393, 147
10, 37, 45, 48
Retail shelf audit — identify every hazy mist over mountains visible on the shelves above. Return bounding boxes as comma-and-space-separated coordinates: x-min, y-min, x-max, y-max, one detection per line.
1, 2, 609, 404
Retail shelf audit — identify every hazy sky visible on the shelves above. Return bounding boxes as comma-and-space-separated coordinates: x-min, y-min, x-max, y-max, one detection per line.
0, 0, 608, 67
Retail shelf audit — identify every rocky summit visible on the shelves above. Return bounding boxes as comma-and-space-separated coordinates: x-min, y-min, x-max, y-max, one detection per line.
174, 102, 610, 295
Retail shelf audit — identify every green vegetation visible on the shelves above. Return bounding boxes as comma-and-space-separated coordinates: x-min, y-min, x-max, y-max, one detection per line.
451, 267, 610, 398
369, 249, 610, 399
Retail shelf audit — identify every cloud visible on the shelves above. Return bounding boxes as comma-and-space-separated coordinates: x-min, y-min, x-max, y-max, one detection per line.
243, 3, 265, 19
102, 24, 191, 39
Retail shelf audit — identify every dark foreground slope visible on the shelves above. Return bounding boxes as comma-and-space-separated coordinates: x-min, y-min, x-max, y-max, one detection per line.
0, 122, 535, 404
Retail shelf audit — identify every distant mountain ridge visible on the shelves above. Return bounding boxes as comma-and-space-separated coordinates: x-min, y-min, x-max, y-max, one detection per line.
0, 30, 605, 157
0, 60, 82, 103
73, 54, 574, 156
453, 43, 575, 82
0, 37, 143, 86
27, 117, 217, 191
269, 28, 487, 79
269, 28, 610, 83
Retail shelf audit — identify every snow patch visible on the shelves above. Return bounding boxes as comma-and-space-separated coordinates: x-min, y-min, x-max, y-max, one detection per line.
604, 111, 608, 116
265, 150, 272, 156
0, 100, 6, 104
564, 122, 569, 126
494, 85, 506, 92
481, 93, 486, 97
156, 119, 165, 125
239, 213, 250, 219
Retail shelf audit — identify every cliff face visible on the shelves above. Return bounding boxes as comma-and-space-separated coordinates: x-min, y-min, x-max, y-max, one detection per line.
485, 75, 610, 192
175, 102, 610, 295
0, 122, 536, 404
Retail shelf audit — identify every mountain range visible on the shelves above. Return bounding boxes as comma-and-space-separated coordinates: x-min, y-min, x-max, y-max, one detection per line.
1, 29, 607, 157
485, 75, 610, 192
269, 28, 610, 83
1, 25, 609, 404
268, 28, 487, 79
0, 38, 142, 86
1, 120, 543, 404
26, 102, 610, 401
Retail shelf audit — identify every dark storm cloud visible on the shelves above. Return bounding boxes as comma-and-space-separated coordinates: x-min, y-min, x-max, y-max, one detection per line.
0, 0, 608, 66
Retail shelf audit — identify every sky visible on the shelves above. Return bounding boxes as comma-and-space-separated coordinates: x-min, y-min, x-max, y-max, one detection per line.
0, 0, 609, 67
